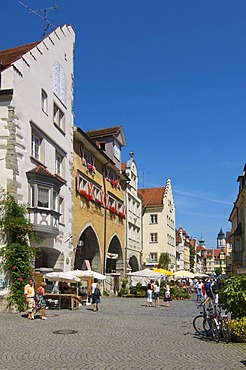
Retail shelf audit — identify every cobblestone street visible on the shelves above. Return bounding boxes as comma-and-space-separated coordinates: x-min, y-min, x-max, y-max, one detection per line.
0, 296, 245, 370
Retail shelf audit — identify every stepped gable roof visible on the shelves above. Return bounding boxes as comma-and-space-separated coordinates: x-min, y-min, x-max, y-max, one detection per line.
0, 41, 40, 72
138, 187, 165, 207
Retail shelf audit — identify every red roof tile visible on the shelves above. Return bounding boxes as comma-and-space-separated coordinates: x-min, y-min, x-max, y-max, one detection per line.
138, 187, 165, 207
0, 41, 40, 72
86, 126, 122, 139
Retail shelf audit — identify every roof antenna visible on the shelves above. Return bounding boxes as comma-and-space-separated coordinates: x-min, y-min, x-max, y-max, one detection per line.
19, 1, 58, 37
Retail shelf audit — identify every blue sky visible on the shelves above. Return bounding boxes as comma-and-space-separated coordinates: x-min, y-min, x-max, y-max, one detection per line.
2, 1, 246, 248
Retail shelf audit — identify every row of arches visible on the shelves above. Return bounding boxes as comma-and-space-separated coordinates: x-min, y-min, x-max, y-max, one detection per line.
74, 225, 140, 275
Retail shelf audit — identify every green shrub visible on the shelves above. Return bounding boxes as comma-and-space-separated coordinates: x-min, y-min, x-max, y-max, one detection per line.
219, 275, 246, 319
0, 194, 38, 311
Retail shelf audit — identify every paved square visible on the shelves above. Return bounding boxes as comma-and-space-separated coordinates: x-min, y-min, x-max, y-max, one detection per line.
0, 297, 245, 369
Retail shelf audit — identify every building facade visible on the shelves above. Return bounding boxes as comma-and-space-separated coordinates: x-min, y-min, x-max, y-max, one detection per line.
138, 178, 176, 271
0, 25, 75, 278
73, 126, 128, 294
229, 164, 246, 274
122, 152, 142, 272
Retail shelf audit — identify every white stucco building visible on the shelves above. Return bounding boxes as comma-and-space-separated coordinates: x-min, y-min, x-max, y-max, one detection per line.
138, 178, 176, 271
122, 152, 142, 272
0, 25, 75, 277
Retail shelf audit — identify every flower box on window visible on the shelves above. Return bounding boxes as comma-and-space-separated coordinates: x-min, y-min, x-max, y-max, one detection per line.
79, 189, 87, 197
95, 198, 103, 206
87, 163, 96, 174
119, 212, 126, 219
86, 194, 93, 201
109, 206, 117, 214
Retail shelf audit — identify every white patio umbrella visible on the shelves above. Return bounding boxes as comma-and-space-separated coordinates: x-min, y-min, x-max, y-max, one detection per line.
173, 270, 195, 279
45, 272, 80, 283
194, 273, 209, 278
127, 268, 163, 286
64, 269, 106, 281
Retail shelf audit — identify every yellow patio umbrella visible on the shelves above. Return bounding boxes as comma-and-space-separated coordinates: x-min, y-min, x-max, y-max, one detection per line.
153, 268, 174, 276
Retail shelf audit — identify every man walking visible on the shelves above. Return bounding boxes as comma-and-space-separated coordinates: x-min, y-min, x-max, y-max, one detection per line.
24, 278, 36, 320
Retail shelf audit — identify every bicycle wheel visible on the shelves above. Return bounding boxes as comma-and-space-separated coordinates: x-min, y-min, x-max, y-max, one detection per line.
193, 315, 208, 336
210, 318, 220, 343
221, 320, 230, 343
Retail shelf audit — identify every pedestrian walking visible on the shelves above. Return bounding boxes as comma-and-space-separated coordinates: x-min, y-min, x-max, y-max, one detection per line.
91, 278, 101, 312
146, 280, 154, 307
36, 282, 47, 320
164, 282, 171, 307
195, 279, 203, 302
153, 280, 160, 307
24, 278, 36, 320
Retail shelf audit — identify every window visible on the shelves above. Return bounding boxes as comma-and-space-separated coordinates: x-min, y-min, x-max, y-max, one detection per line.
55, 151, 64, 177
150, 253, 157, 262
31, 133, 42, 161
150, 233, 158, 243
150, 214, 158, 224
235, 237, 242, 252
37, 187, 50, 209
113, 140, 121, 161
58, 196, 65, 224
41, 89, 48, 114
100, 142, 106, 151
53, 103, 65, 131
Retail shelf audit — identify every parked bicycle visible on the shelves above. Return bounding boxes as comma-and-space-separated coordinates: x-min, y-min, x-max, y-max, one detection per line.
193, 301, 220, 342
215, 304, 231, 343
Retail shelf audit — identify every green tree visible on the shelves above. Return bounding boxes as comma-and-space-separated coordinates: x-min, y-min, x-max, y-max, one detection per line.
189, 245, 195, 272
158, 253, 171, 269
0, 193, 37, 311
214, 267, 223, 276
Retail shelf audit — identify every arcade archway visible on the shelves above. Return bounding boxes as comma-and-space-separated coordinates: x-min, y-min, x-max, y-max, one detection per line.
128, 255, 139, 272
74, 226, 102, 272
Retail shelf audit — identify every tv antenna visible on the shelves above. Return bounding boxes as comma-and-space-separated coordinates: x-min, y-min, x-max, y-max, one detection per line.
19, 1, 58, 37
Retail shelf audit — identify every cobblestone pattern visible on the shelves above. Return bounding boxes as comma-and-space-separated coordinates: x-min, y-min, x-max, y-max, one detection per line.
0, 297, 245, 370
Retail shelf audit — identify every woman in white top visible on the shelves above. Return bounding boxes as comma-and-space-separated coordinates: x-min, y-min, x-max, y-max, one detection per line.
91, 278, 101, 312
153, 280, 160, 308
164, 283, 171, 307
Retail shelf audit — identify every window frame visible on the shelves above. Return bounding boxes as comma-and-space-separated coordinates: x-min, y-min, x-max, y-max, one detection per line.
31, 133, 42, 161
150, 233, 158, 243
150, 214, 158, 224
53, 102, 65, 131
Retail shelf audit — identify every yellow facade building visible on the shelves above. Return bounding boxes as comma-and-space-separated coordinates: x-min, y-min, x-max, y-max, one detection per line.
72, 126, 128, 293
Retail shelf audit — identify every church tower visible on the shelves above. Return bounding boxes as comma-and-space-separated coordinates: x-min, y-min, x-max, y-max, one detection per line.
217, 227, 226, 249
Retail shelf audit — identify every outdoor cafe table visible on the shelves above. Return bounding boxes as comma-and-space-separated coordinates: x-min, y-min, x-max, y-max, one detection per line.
44, 293, 79, 310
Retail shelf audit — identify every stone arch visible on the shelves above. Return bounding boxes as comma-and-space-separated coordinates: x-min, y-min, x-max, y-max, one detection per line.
106, 235, 124, 274
128, 255, 139, 272
74, 225, 102, 273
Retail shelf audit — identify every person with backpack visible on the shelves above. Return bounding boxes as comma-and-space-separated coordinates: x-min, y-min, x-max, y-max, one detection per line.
91, 278, 101, 312
204, 278, 213, 304
211, 279, 220, 304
